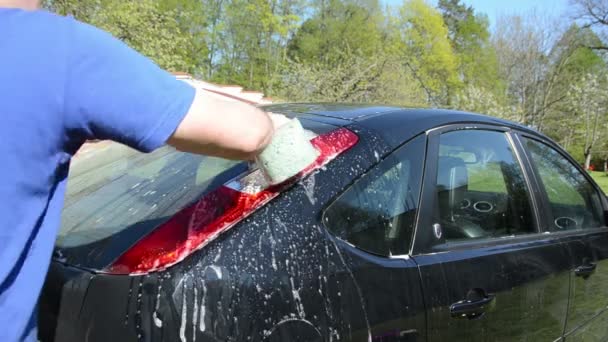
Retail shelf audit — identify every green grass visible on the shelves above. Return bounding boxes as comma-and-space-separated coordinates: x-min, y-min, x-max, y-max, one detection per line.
590, 171, 608, 195
467, 164, 507, 194
467, 163, 602, 206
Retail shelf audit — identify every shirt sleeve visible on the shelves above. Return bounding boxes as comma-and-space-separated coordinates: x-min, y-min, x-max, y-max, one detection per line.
63, 18, 196, 153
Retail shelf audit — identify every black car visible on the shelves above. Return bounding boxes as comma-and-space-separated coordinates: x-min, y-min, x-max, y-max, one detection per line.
40, 104, 608, 342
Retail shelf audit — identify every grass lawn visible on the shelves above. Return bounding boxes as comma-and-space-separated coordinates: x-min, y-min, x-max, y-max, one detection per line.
590, 171, 608, 194
468, 165, 608, 205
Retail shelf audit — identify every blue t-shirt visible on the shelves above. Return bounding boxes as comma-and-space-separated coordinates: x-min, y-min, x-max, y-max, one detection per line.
0, 9, 195, 341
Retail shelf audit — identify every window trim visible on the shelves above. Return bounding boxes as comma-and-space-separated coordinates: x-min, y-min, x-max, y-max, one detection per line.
515, 132, 608, 233
412, 124, 543, 255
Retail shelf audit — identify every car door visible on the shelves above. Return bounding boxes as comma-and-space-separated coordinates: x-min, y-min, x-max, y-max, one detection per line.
412, 125, 571, 341
322, 134, 428, 341
518, 135, 608, 341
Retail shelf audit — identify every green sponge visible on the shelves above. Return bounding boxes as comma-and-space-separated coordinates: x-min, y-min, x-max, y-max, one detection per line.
255, 118, 319, 185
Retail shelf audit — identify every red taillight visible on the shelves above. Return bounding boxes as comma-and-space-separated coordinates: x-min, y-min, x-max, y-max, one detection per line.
106, 128, 358, 275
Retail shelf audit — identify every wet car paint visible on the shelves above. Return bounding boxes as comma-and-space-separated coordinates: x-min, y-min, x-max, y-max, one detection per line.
40, 106, 608, 341
561, 231, 608, 340
42, 123, 422, 341
414, 238, 571, 341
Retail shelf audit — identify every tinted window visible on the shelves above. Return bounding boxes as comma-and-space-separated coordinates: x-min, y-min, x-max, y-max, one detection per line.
524, 138, 605, 230
323, 135, 425, 256
435, 130, 534, 241
58, 143, 244, 248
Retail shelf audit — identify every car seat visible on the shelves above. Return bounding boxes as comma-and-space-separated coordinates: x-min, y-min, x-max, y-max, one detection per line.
437, 156, 486, 240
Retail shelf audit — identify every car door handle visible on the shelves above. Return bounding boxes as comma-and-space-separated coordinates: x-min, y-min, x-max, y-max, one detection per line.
575, 263, 597, 278
450, 293, 495, 319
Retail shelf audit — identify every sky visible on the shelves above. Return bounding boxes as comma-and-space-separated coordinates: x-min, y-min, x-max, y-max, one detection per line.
384, 0, 570, 30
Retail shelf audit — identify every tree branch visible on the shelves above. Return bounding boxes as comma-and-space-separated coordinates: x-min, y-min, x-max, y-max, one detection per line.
587, 45, 608, 50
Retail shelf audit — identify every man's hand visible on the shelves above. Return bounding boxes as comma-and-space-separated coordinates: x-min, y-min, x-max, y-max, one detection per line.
168, 88, 274, 160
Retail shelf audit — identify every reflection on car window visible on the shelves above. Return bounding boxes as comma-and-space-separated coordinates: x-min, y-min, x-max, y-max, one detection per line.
439, 145, 507, 194
58, 143, 244, 248
524, 138, 605, 231
323, 135, 425, 256
435, 130, 535, 242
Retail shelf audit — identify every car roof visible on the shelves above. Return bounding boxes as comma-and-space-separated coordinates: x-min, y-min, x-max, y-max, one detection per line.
264, 103, 539, 149
264, 103, 402, 120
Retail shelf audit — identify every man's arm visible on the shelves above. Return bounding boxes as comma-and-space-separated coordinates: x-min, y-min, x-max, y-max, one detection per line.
63, 17, 279, 160
168, 89, 274, 160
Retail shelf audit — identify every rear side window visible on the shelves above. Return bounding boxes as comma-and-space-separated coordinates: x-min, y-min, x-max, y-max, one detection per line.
323, 135, 425, 256
58, 143, 244, 248
523, 138, 605, 230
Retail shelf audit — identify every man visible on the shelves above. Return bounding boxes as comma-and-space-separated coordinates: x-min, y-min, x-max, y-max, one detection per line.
0, 1, 283, 340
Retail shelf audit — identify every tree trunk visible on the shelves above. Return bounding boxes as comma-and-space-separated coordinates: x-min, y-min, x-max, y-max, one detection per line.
585, 152, 592, 171
604, 157, 607, 175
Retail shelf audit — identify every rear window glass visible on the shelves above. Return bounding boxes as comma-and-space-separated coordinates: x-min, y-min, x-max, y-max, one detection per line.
57, 142, 245, 248
323, 134, 425, 256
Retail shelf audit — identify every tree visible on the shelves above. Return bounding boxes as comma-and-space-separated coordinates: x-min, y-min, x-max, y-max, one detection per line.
45, 0, 198, 72
95, 0, 193, 72
452, 84, 513, 120
437, 0, 502, 93
212, 0, 305, 90
492, 13, 565, 125
569, 73, 608, 169
391, 0, 460, 105
533, 25, 600, 131
287, 0, 384, 63
539, 24, 605, 148
571, 0, 608, 51
158, 0, 210, 76
272, 50, 427, 105
43, 0, 100, 22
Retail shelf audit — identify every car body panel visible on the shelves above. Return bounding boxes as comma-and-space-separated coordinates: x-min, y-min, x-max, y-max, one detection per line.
337, 243, 425, 342
561, 230, 608, 341
414, 239, 571, 341
513, 131, 608, 339
43, 118, 429, 341
41, 105, 608, 341
412, 124, 571, 341
357, 109, 536, 150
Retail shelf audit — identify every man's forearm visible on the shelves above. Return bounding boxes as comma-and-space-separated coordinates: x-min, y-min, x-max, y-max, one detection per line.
168, 88, 274, 160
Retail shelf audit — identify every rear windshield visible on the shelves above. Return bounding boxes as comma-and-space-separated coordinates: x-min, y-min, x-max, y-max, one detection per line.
57, 143, 245, 249
55, 118, 337, 269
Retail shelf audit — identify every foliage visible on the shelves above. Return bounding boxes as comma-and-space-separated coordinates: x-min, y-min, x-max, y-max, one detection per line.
572, 0, 608, 51
452, 84, 514, 120
43, 0, 608, 164
287, 0, 384, 63
92, 0, 191, 72
211, 0, 305, 89
45, 0, 200, 72
391, 0, 460, 104
568, 73, 608, 168
272, 50, 426, 105
437, 0, 501, 92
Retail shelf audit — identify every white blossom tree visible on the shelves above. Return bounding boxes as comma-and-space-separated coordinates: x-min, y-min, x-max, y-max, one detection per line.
569, 73, 608, 169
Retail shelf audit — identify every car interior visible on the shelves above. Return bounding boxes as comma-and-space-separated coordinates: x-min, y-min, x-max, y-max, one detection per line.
323, 149, 420, 257
436, 135, 534, 241
436, 155, 488, 240
524, 138, 606, 231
